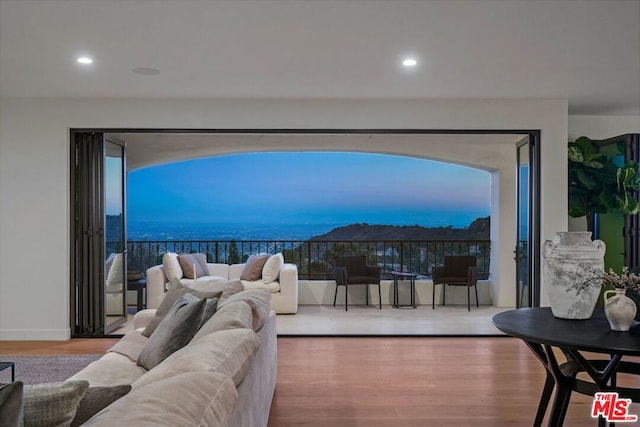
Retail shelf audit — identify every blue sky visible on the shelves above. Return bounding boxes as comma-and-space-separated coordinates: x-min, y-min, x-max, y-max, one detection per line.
126, 152, 490, 228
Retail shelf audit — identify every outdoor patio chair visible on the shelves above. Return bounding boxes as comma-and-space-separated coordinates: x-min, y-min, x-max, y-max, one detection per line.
432, 255, 478, 311
334, 255, 382, 311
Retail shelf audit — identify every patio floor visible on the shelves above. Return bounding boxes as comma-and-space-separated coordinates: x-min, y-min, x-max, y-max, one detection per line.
276, 304, 510, 336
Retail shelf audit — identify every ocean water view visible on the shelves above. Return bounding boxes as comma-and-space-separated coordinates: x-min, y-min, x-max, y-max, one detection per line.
127, 221, 344, 241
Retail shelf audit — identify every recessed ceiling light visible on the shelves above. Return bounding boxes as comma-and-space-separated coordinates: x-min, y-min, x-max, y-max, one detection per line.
132, 67, 160, 76
77, 56, 93, 65
402, 58, 418, 67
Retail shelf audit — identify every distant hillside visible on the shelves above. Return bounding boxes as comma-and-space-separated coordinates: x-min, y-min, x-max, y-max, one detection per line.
309, 217, 489, 241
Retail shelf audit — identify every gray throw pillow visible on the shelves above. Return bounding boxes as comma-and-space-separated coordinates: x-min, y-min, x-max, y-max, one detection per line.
177, 253, 206, 279
137, 296, 208, 370
191, 253, 210, 276
240, 254, 270, 281
142, 286, 222, 337
0, 381, 23, 427
180, 292, 220, 332
23, 380, 89, 427
70, 385, 131, 426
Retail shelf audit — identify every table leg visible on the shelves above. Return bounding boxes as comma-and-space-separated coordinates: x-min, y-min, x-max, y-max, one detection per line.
137, 285, 143, 312
393, 277, 399, 308
534, 372, 554, 427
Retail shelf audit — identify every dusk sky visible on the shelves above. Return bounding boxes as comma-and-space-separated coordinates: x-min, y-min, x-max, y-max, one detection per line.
127, 152, 490, 228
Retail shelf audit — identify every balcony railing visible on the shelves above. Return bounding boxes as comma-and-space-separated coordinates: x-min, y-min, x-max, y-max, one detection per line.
126, 239, 491, 281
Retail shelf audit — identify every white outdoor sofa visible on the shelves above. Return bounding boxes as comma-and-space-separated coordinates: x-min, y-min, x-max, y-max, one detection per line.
146, 261, 299, 314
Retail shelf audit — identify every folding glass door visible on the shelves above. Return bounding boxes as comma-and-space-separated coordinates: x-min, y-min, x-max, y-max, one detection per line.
71, 132, 127, 336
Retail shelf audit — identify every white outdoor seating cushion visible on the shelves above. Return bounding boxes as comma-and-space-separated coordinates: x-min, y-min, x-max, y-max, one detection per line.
262, 253, 284, 284
106, 253, 123, 286
242, 279, 280, 293
228, 264, 245, 279
132, 328, 260, 389
162, 252, 183, 281
83, 372, 238, 427
178, 275, 225, 287
207, 263, 231, 278
67, 358, 147, 387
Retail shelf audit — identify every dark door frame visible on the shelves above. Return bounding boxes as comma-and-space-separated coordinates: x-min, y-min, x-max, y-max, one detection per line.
70, 127, 542, 335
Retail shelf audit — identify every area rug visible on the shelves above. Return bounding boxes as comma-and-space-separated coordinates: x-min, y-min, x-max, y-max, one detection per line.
0, 355, 101, 384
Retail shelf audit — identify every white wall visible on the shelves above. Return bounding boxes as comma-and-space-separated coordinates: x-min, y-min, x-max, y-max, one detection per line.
0, 98, 568, 339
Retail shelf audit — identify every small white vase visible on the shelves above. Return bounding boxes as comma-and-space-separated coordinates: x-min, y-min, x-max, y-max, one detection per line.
543, 231, 605, 319
604, 289, 637, 331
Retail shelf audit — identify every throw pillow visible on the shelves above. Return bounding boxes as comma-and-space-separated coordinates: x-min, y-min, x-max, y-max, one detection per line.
0, 381, 23, 427
180, 292, 220, 330
70, 385, 131, 427
137, 295, 208, 370
188, 278, 245, 302
141, 286, 222, 337
191, 253, 210, 276
23, 380, 89, 427
162, 252, 183, 281
240, 254, 270, 281
262, 253, 284, 284
177, 253, 206, 279
106, 253, 123, 286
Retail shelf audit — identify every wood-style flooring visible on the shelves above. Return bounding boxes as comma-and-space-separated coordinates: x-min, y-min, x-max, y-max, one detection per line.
3, 337, 640, 426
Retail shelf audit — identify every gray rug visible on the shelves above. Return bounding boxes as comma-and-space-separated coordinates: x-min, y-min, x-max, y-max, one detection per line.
0, 355, 101, 384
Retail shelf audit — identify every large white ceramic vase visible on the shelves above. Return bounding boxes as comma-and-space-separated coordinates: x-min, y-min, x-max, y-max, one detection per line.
543, 231, 606, 319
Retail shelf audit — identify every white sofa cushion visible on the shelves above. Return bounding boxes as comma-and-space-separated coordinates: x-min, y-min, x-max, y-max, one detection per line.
192, 300, 254, 341
242, 279, 280, 293
68, 359, 147, 387
262, 253, 284, 284
162, 252, 183, 281
83, 372, 238, 427
132, 328, 260, 389
178, 275, 225, 287
220, 289, 272, 331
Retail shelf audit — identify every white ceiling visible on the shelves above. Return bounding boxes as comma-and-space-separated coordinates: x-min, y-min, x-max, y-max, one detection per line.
1, 0, 639, 115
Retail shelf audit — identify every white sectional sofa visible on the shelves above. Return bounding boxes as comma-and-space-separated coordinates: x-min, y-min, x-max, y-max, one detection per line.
146, 254, 299, 314
69, 287, 277, 426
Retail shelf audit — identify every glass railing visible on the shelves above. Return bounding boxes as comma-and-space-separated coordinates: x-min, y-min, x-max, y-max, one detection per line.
126, 239, 491, 280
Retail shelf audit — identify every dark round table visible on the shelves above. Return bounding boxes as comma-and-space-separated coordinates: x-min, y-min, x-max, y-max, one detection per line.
493, 307, 640, 427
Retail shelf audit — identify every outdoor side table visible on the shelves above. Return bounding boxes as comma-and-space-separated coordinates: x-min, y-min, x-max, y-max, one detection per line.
390, 271, 418, 308
0, 361, 15, 382
127, 278, 147, 311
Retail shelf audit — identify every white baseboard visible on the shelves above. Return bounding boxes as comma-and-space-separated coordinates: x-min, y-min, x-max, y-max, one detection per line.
0, 329, 71, 341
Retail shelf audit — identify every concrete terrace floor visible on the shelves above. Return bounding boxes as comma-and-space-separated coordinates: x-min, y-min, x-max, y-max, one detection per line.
276, 304, 510, 336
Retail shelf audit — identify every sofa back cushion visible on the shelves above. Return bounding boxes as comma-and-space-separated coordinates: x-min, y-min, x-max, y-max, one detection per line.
209, 263, 231, 278
83, 372, 238, 427
107, 330, 149, 362
132, 328, 260, 389
192, 300, 253, 342
219, 289, 272, 331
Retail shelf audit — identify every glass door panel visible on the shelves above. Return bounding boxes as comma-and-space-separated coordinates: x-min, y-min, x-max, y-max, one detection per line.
104, 140, 126, 333
517, 141, 531, 307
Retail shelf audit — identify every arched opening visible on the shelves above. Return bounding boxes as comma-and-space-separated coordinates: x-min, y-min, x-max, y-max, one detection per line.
72, 130, 539, 336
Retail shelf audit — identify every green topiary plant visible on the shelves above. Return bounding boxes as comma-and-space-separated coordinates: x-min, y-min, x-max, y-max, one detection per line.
568, 136, 640, 226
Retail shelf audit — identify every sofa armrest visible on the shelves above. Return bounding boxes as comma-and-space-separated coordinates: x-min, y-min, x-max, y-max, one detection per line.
146, 265, 168, 310
133, 309, 157, 330
278, 263, 299, 311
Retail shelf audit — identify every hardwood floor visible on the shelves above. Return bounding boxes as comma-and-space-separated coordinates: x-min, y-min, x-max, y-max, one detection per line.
3, 337, 640, 425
